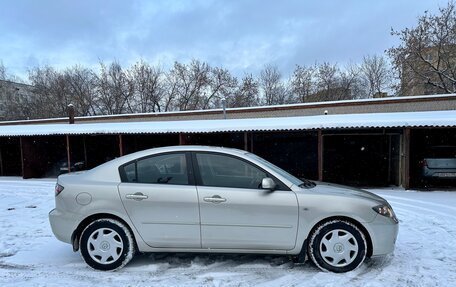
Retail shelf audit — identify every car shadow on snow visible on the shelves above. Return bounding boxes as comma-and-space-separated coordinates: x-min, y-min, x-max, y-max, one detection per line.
355, 255, 395, 276
124, 252, 395, 277
126, 252, 317, 271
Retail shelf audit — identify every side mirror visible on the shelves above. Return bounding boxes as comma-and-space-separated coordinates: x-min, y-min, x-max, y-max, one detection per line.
261, 177, 276, 191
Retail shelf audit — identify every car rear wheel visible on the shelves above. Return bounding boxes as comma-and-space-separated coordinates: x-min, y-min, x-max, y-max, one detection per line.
308, 219, 367, 273
80, 219, 135, 271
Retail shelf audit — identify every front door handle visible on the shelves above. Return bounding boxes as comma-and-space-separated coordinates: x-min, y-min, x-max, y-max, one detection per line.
126, 192, 148, 201
203, 195, 226, 203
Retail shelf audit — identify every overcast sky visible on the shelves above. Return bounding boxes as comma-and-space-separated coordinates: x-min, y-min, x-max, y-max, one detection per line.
0, 0, 449, 80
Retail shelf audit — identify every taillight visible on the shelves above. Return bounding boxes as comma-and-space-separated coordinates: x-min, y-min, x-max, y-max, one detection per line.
420, 160, 428, 167
55, 184, 64, 196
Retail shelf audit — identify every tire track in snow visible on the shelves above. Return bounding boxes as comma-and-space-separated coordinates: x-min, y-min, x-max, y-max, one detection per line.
378, 200, 456, 287
382, 194, 456, 212
389, 205, 456, 243
386, 200, 456, 221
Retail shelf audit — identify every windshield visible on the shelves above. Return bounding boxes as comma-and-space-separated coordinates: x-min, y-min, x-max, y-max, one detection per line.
245, 153, 307, 187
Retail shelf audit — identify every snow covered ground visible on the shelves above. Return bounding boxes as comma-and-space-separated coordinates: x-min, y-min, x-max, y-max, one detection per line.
0, 178, 455, 287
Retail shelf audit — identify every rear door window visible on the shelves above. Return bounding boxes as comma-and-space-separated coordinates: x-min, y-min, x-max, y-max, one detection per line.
120, 153, 189, 185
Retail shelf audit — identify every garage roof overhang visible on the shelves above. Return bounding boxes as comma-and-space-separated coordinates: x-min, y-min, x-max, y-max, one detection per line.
0, 110, 454, 137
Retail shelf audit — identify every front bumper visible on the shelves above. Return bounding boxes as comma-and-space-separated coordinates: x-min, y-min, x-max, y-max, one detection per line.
49, 208, 79, 244
368, 214, 399, 256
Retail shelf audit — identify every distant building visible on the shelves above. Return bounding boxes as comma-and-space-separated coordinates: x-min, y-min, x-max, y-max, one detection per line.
306, 87, 352, 102
401, 46, 456, 96
0, 80, 36, 120
373, 92, 388, 98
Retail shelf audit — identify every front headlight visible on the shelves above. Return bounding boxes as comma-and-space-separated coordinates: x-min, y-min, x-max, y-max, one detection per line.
373, 204, 398, 223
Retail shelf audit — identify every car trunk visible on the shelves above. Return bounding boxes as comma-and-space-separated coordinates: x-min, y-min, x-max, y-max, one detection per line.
425, 158, 456, 169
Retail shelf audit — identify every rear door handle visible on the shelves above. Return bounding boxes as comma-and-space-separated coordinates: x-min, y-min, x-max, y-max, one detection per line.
203, 195, 226, 203
126, 192, 148, 201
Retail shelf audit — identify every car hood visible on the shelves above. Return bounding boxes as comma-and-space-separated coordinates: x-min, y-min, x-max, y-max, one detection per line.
309, 181, 387, 204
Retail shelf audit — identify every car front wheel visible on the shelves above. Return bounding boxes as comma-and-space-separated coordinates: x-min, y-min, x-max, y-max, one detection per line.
308, 219, 367, 273
80, 219, 135, 271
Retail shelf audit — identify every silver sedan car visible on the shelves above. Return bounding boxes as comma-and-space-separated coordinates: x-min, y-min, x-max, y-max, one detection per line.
49, 146, 398, 273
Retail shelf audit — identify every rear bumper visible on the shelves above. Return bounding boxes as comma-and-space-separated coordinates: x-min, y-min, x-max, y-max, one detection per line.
368, 215, 399, 256
423, 167, 456, 178
49, 208, 78, 244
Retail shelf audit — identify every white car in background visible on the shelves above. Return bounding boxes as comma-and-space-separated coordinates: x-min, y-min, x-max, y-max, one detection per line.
49, 146, 398, 273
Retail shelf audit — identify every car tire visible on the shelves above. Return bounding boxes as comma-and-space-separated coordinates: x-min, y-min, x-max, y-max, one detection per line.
308, 219, 367, 273
80, 219, 135, 271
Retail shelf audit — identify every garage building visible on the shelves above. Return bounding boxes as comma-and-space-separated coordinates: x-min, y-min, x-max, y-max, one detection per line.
0, 94, 455, 189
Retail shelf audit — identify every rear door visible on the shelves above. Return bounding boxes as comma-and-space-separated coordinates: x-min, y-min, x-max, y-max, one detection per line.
193, 152, 299, 250
118, 152, 201, 248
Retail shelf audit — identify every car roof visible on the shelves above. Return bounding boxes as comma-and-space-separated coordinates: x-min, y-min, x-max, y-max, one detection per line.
106, 145, 249, 168
77, 145, 251, 183
134, 145, 248, 156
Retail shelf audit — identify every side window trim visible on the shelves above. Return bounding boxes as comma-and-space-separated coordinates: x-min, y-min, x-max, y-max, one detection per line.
185, 152, 195, 186
191, 151, 290, 191
190, 152, 203, 186
119, 161, 136, 182
118, 151, 195, 186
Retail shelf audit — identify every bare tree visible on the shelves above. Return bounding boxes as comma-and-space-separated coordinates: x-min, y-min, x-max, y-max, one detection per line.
0, 61, 8, 119
24, 65, 98, 119
259, 65, 290, 105
165, 60, 210, 111
0, 64, 34, 120
338, 63, 366, 100
360, 55, 392, 97
0, 61, 6, 80
388, 1, 456, 95
0, 84, 36, 120
95, 61, 135, 115
229, 74, 260, 107
309, 62, 369, 101
0, 53, 396, 121
314, 62, 340, 101
203, 67, 238, 109
64, 65, 98, 116
162, 69, 179, 112
291, 64, 316, 103
130, 60, 164, 113
28, 65, 71, 118
0, 61, 23, 83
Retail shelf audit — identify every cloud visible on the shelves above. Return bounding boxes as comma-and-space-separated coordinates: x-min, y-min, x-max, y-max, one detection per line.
0, 0, 450, 80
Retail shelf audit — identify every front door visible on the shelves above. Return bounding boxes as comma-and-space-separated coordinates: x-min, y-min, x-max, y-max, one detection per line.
193, 152, 299, 250
118, 152, 201, 248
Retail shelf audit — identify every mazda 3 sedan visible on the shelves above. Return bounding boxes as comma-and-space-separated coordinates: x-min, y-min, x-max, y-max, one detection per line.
49, 146, 398, 273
